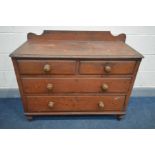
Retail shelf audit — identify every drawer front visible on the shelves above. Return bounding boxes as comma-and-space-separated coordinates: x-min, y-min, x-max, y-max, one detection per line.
26, 95, 125, 112
17, 60, 76, 75
79, 61, 136, 75
22, 78, 131, 94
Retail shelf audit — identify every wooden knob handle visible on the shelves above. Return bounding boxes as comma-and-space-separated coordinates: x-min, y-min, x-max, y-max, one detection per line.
43, 64, 51, 72
101, 83, 108, 91
98, 101, 104, 109
47, 83, 53, 90
48, 101, 54, 108
104, 65, 111, 73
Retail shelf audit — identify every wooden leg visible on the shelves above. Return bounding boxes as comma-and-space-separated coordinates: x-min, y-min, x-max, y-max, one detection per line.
26, 115, 33, 121
116, 114, 125, 121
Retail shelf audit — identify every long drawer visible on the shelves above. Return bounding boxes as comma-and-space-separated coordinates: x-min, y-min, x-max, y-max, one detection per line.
17, 60, 76, 75
79, 61, 136, 75
26, 95, 125, 112
22, 78, 131, 94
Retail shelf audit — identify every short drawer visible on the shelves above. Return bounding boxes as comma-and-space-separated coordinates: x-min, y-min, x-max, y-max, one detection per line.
17, 60, 76, 75
22, 78, 131, 94
79, 61, 136, 75
26, 95, 125, 112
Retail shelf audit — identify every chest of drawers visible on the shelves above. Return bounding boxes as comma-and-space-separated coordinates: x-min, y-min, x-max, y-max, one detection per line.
10, 30, 143, 120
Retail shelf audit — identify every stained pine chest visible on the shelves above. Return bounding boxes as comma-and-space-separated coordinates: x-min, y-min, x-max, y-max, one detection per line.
10, 31, 143, 120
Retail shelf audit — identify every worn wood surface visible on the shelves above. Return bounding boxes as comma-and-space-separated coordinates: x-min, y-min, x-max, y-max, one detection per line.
26, 95, 125, 112
18, 59, 136, 75
10, 40, 143, 59
18, 60, 76, 75
10, 31, 143, 59
11, 58, 27, 111
79, 60, 136, 75
27, 30, 126, 41
22, 78, 131, 94
25, 111, 126, 116
9, 30, 143, 120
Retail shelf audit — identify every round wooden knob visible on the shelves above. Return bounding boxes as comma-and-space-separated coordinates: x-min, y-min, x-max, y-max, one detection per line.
43, 64, 51, 72
48, 101, 54, 108
47, 83, 53, 91
98, 101, 104, 109
104, 65, 111, 73
101, 83, 108, 91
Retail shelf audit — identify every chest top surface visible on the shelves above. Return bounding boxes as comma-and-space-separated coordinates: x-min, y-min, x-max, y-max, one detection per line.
10, 30, 143, 59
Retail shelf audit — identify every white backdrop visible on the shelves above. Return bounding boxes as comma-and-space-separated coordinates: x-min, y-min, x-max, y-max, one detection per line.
0, 26, 155, 89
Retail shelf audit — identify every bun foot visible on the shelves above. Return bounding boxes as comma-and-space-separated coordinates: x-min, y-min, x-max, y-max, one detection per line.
26, 115, 33, 121
116, 115, 125, 121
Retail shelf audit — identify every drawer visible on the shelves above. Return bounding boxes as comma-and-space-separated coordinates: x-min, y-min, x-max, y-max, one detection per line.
17, 60, 76, 75
22, 78, 131, 94
79, 61, 136, 75
26, 95, 125, 112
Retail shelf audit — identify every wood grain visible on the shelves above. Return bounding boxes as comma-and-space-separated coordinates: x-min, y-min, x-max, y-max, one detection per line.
21, 77, 131, 94
79, 60, 136, 75
27, 30, 126, 42
10, 40, 143, 59
17, 60, 76, 75
10, 30, 143, 59
26, 95, 125, 112
9, 30, 143, 120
